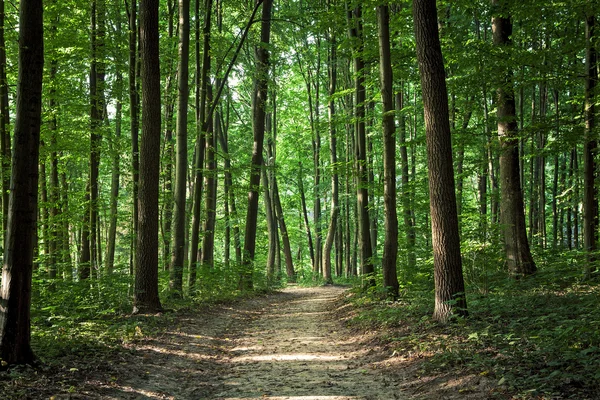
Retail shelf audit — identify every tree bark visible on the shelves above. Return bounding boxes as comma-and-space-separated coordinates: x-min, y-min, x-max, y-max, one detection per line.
0, 0, 9, 239
240, 0, 272, 290
584, 13, 598, 277
492, 1, 536, 277
377, 5, 399, 299
347, 3, 373, 286
133, 0, 163, 314
169, 0, 190, 298
0, 0, 43, 365
414, 0, 467, 322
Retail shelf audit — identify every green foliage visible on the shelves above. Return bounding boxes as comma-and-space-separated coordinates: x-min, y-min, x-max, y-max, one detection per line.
344, 258, 600, 399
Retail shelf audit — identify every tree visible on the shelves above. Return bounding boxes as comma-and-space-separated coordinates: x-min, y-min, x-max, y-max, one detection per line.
0, 0, 43, 365
492, 0, 536, 277
377, 4, 399, 299
133, 0, 163, 314
413, 0, 467, 322
584, 12, 598, 277
240, 0, 272, 290
169, 0, 190, 298
347, 2, 374, 286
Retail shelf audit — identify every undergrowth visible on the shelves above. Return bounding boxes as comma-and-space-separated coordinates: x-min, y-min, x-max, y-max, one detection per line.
344, 258, 600, 399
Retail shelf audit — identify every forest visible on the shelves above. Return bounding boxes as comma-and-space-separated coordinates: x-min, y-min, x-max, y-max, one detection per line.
1, 0, 600, 398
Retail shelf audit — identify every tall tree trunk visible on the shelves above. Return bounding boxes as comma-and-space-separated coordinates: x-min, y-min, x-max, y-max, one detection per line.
105, 72, 122, 274
189, 0, 212, 292
0, 0, 43, 365
584, 13, 598, 276
377, 4, 399, 299
492, 1, 536, 277
133, 0, 163, 314
240, 0, 272, 290
347, 3, 373, 285
127, 0, 140, 276
169, 0, 190, 298
162, 0, 177, 272
0, 0, 9, 239
201, 85, 217, 269
414, 0, 467, 322
89, 0, 105, 276
322, 14, 337, 285
262, 164, 277, 282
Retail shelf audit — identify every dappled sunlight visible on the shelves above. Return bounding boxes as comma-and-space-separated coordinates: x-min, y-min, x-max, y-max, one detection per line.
133, 344, 217, 360
232, 353, 347, 362
221, 397, 364, 400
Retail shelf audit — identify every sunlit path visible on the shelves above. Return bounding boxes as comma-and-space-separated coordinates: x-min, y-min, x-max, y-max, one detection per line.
210, 286, 403, 400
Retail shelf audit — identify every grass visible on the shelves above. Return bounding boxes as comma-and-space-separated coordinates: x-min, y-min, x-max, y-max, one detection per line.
342, 258, 600, 399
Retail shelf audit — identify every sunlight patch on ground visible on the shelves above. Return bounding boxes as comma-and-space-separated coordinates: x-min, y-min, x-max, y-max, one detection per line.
134, 345, 216, 360
231, 353, 346, 362
115, 385, 176, 399
221, 397, 364, 400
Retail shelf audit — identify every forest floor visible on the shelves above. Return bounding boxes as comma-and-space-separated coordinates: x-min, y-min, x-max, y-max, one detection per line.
2, 286, 502, 399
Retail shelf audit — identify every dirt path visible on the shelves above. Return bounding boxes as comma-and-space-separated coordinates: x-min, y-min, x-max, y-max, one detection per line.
97, 286, 404, 399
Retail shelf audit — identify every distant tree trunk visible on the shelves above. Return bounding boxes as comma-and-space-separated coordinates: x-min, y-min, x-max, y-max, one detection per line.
0, 0, 9, 238
162, 0, 177, 272
414, 0, 467, 322
262, 164, 277, 282
133, 0, 163, 314
347, 3, 373, 285
201, 85, 217, 269
106, 71, 122, 274
298, 162, 315, 270
377, 4, 399, 299
584, 13, 598, 277
492, 1, 536, 277
169, 0, 190, 298
322, 17, 337, 285
188, 0, 212, 292
127, 0, 140, 276
60, 172, 72, 280
0, 0, 43, 365
273, 176, 295, 282
240, 0, 272, 290
89, 0, 105, 276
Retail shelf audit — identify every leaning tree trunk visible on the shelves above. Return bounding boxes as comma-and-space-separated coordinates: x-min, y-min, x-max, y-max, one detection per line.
492, 0, 536, 277
414, 0, 467, 323
377, 4, 399, 299
0, 0, 43, 365
133, 0, 163, 314
240, 0, 272, 290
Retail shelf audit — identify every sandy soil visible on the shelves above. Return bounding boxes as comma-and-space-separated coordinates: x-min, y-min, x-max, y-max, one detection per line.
1, 286, 501, 399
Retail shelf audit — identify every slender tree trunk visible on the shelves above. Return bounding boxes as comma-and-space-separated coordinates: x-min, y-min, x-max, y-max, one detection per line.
0, 0, 43, 365
377, 4, 399, 299
414, 0, 467, 322
0, 0, 9, 239
169, 0, 190, 298
133, 0, 163, 314
188, 0, 212, 292
106, 72, 122, 274
584, 13, 598, 276
128, 0, 140, 276
162, 0, 177, 272
492, 2, 536, 277
347, 3, 373, 285
298, 162, 315, 270
262, 164, 277, 282
201, 85, 217, 269
322, 16, 337, 285
240, 0, 272, 290
273, 176, 295, 282
89, 0, 105, 276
